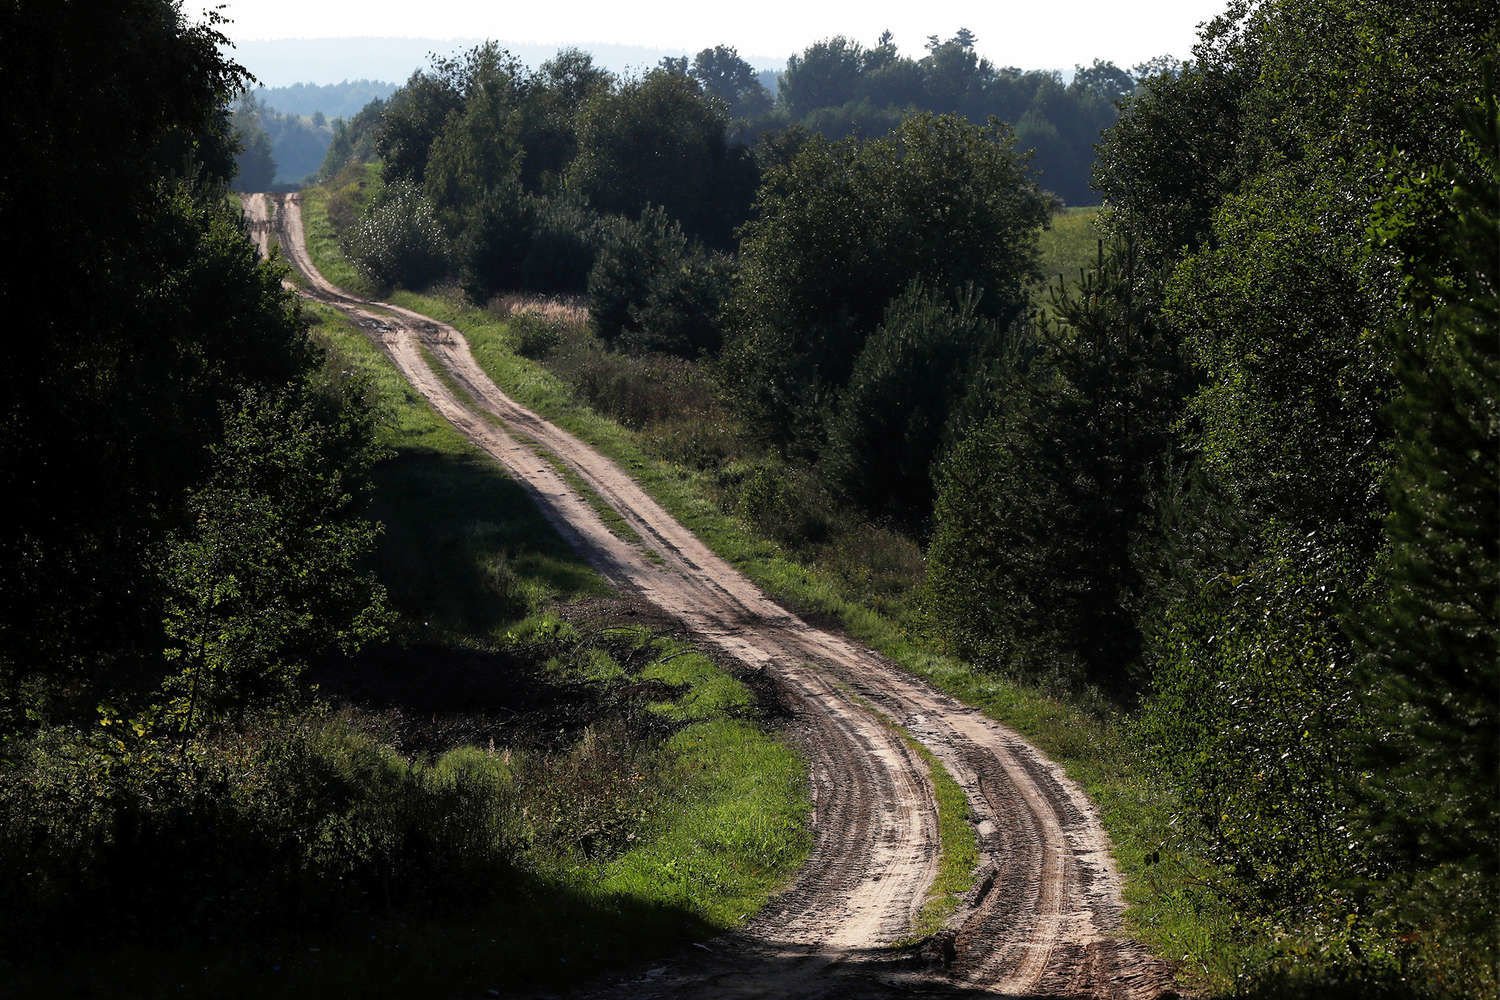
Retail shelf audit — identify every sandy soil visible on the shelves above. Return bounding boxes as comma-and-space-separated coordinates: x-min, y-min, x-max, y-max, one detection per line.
246, 193, 1179, 999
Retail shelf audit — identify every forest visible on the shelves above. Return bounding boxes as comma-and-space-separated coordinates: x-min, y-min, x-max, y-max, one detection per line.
239, 32, 1140, 204
1, 0, 1495, 997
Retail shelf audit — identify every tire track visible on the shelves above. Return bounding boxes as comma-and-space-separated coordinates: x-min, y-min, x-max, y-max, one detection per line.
248, 192, 1178, 999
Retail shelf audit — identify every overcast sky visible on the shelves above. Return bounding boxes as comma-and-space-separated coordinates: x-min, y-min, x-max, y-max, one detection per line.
204, 0, 1229, 72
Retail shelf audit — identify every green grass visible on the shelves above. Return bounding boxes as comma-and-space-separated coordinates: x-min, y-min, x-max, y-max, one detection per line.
301, 186, 1241, 993
855, 700, 978, 945
1037, 205, 1103, 288
301, 171, 380, 297
905, 736, 979, 942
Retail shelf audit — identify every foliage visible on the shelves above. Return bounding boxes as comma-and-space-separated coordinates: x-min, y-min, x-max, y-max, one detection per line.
568, 67, 758, 247
824, 284, 999, 527
775, 29, 1132, 204
1080, 0, 1499, 990
159, 385, 389, 733
1353, 88, 1500, 993
230, 97, 276, 190
319, 96, 388, 179
929, 244, 1185, 687
0, 712, 524, 954
725, 112, 1049, 453
342, 179, 452, 290
587, 206, 730, 358
0, 0, 387, 746
256, 79, 397, 120
691, 45, 772, 120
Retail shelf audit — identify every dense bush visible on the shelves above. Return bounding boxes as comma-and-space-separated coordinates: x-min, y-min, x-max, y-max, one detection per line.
520, 196, 603, 295
928, 243, 1183, 687
824, 284, 997, 527
459, 189, 602, 303
588, 207, 729, 358
342, 179, 452, 289
0, 713, 520, 953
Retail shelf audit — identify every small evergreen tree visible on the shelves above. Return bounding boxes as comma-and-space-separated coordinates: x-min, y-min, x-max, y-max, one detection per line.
1357, 89, 1499, 991
928, 242, 1184, 686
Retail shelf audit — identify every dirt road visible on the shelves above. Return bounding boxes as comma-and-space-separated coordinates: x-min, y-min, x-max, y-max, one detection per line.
246, 192, 1177, 998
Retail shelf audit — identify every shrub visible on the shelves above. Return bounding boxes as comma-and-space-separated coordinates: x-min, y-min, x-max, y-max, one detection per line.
0, 711, 522, 955
458, 183, 536, 303
520, 196, 603, 295
824, 284, 996, 527
342, 179, 452, 290
587, 206, 729, 358
510, 312, 564, 358
716, 458, 837, 550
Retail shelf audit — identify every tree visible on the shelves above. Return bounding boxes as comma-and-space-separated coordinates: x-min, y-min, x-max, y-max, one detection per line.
928, 243, 1185, 685
823, 284, 998, 527
230, 98, 276, 191
691, 45, 772, 120
780, 37, 865, 118
420, 44, 530, 225
0, 0, 385, 731
1357, 89, 1499, 990
162, 385, 387, 734
587, 206, 728, 358
724, 113, 1050, 453
376, 69, 462, 185
343, 180, 452, 290
567, 68, 757, 246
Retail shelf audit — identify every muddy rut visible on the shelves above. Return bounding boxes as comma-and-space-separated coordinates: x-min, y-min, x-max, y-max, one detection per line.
245, 192, 1177, 999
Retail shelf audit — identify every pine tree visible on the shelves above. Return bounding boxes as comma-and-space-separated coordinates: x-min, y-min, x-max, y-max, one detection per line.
1360, 88, 1499, 990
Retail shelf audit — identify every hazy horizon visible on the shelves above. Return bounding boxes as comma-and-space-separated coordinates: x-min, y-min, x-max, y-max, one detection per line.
204, 0, 1229, 86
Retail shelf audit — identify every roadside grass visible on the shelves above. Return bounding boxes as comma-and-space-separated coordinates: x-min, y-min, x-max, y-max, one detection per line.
302, 167, 381, 297
303, 188, 1243, 993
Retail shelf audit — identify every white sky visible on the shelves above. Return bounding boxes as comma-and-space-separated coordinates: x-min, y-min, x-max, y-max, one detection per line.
206, 0, 1229, 70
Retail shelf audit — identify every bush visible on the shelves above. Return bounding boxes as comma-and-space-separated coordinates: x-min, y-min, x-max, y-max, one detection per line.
0, 711, 521, 955
716, 458, 838, 550
587, 206, 728, 358
520, 196, 603, 295
342, 179, 452, 289
458, 183, 536, 303
824, 284, 996, 527
510, 312, 564, 358
1138, 529, 1371, 911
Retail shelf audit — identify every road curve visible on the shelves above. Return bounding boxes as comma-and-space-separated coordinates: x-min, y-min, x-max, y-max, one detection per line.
246, 192, 1177, 999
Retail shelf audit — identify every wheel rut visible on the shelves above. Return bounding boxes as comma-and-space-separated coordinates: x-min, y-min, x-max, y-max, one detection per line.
245, 192, 1179, 999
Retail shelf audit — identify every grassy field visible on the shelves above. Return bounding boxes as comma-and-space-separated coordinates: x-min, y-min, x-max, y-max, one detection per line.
301, 184, 1243, 993
1036, 205, 1103, 288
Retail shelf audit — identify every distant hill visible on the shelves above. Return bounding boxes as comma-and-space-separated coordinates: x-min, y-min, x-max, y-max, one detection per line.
254, 80, 397, 119
230, 37, 782, 89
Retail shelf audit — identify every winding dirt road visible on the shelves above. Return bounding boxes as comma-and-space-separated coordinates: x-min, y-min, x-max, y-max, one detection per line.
244, 193, 1177, 999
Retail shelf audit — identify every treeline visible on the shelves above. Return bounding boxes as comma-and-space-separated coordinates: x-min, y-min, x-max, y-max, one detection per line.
321, 32, 1144, 206
753, 31, 1142, 203
324, 1, 1498, 992
0, 0, 417, 955
255, 78, 397, 119
927, 1, 1496, 992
